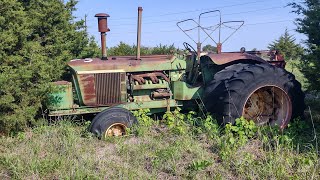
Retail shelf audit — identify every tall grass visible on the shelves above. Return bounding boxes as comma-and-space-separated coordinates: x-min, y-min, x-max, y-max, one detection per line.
0, 109, 319, 179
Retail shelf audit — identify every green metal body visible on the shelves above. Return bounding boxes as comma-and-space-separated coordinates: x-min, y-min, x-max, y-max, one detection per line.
48, 52, 265, 116
48, 81, 74, 110
48, 54, 201, 116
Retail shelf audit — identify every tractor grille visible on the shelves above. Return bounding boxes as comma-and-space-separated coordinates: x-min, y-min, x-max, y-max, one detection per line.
94, 73, 125, 105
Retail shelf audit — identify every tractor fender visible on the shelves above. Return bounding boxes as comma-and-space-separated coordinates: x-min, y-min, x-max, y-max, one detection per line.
202, 52, 266, 65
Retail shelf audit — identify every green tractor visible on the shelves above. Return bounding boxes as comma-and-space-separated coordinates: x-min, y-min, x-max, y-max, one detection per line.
48, 8, 305, 138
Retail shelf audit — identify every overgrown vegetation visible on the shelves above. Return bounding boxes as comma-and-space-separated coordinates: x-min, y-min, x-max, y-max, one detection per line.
290, 0, 320, 90
1, 108, 319, 179
0, 0, 99, 134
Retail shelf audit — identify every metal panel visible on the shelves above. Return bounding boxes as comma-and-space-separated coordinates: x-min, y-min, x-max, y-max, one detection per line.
69, 55, 175, 74
173, 81, 203, 100
203, 52, 266, 65
48, 81, 74, 110
48, 99, 183, 116
95, 73, 124, 105
78, 74, 96, 106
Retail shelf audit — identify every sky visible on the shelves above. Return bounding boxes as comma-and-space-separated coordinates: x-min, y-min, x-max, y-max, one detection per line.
73, 0, 306, 52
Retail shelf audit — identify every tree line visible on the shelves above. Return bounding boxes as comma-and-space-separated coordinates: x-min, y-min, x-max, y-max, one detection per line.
108, 42, 177, 56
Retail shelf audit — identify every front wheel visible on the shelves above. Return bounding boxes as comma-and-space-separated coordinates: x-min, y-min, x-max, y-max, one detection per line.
204, 63, 305, 128
89, 107, 137, 138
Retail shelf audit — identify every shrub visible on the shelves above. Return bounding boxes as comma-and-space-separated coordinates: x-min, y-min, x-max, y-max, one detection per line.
0, 0, 99, 134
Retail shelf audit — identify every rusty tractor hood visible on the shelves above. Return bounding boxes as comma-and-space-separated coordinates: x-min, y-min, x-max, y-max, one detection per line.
68, 55, 177, 74
202, 52, 266, 65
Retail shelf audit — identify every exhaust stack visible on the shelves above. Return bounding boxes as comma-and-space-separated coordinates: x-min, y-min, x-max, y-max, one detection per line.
136, 7, 143, 60
95, 13, 110, 60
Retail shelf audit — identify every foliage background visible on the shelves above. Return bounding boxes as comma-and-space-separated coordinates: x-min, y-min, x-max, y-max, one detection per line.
290, 0, 320, 90
0, 0, 99, 134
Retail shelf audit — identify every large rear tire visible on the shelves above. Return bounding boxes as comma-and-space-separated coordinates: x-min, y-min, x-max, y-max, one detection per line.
204, 63, 305, 128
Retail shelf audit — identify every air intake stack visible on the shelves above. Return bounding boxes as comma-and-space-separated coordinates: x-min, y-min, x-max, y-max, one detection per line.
95, 13, 110, 60
136, 7, 143, 60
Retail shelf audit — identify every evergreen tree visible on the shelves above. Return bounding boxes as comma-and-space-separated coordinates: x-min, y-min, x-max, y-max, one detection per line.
0, 0, 99, 133
268, 29, 304, 61
290, 0, 320, 90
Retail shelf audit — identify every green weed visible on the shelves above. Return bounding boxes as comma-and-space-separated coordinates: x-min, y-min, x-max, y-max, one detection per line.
189, 160, 212, 171
0, 110, 319, 179
131, 109, 157, 136
162, 108, 189, 135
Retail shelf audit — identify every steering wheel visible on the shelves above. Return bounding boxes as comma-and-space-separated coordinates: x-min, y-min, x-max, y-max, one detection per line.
183, 42, 197, 54
183, 42, 198, 83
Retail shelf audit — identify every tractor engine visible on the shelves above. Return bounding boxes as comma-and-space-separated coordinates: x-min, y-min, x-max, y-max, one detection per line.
65, 52, 177, 107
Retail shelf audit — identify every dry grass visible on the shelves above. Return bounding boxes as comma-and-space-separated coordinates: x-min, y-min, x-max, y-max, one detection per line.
0, 117, 319, 180
2, 97, 320, 180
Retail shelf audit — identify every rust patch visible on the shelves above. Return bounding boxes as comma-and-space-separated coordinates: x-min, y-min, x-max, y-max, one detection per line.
78, 74, 96, 106
95, 13, 110, 33
152, 92, 171, 98
151, 89, 171, 99
204, 52, 266, 65
132, 72, 169, 84
242, 86, 292, 128
68, 55, 174, 73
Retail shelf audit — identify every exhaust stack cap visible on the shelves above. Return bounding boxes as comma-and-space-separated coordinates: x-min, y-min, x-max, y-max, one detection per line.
95, 13, 110, 60
95, 13, 110, 32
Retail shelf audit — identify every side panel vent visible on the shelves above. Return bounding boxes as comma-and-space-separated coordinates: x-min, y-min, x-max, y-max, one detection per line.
95, 73, 125, 105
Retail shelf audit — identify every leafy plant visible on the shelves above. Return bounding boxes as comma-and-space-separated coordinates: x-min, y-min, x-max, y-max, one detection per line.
200, 114, 220, 138
224, 117, 257, 145
189, 159, 212, 171
132, 109, 155, 127
162, 108, 189, 135
131, 109, 155, 136
219, 117, 257, 160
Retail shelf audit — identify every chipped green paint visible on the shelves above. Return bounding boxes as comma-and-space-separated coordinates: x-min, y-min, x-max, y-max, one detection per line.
48, 81, 74, 110
72, 74, 83, 105
48, 99, 182, 116
173, 81, 203, 100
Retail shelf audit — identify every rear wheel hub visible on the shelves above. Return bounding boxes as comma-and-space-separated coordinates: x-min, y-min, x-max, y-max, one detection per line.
243, 86, 292, 128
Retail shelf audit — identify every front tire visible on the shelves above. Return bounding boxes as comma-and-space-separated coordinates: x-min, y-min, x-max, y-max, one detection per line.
204, 63, 305, 128
89, 107, 137, 138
